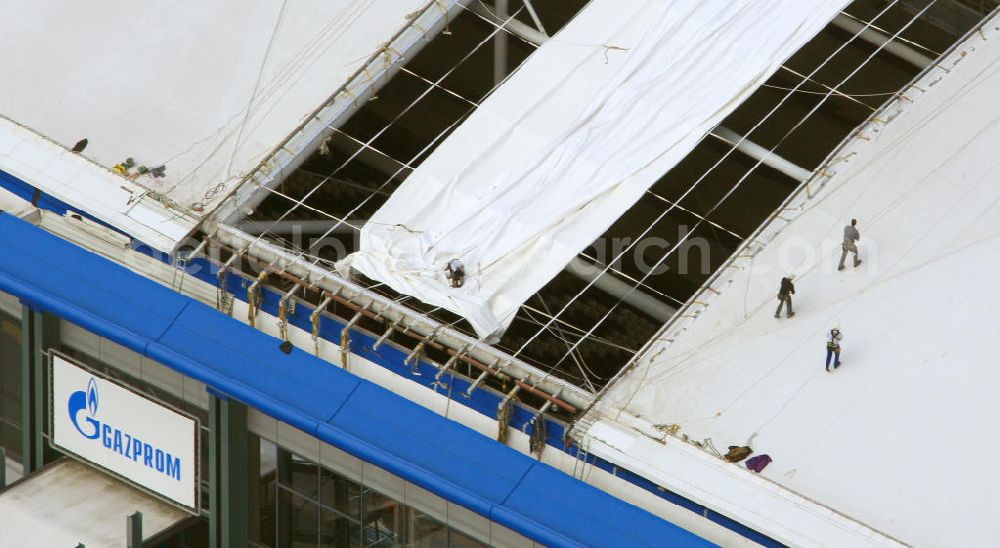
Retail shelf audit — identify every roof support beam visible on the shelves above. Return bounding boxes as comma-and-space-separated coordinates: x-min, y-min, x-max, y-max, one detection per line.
236, 219, 363, 236
522, 0, 548, 37
831, 13, 934, 68
709, 126, 813, 183
493, 0, 509, 85
565, 258, 676, 323
469, 1, 549, 45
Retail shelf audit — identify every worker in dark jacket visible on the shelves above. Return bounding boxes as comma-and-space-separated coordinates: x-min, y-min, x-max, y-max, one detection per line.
838, 219, 862, 271
774, 276, 795, 318
445, 259, 465, 288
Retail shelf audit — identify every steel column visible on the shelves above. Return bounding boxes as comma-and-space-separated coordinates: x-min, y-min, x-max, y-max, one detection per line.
127, 511, 143, 548
209, 394, 249, 548
20, 306, 58, 474
493, 0, 509, 85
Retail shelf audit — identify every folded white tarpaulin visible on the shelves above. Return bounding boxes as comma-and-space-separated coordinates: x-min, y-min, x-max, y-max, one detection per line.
340, 0, 848, 340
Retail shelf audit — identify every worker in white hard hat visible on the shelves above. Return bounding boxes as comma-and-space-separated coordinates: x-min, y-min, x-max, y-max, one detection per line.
825, 326, 843, 371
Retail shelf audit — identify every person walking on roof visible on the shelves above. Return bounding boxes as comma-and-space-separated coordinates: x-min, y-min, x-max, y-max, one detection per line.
775, 276, 795, 319
825, 327, 843, 371
838, 219, 862, 271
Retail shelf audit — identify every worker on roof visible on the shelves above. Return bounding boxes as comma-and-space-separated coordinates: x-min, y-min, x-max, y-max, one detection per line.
774, 275, 795, 319
838, 218, 862, 271
112, 157, 136, 177
445, 259, 465, 288
825, 327, 843, 371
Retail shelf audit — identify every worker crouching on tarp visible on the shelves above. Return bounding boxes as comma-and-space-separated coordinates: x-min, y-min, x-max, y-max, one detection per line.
445, 259, 465, 288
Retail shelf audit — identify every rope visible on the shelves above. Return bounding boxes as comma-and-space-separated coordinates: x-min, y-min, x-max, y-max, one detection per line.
278, 297, 289, 341
224, 0, 290, 180
217, 268, 233, 316
512, 0, 935, 382
762, 83, 900, 98
497, 398, 513, 444
529, 413, 547, 457
340, 327, 351, 370
311, 308, 322, 355
247, 271, 268, 328
251, 5, 528, 278
186, 1, 374, 210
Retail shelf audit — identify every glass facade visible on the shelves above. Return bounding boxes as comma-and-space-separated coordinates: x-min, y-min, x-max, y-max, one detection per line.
0, 308, 22, 472
0, 290, 534, 547
259, 440, 488, 548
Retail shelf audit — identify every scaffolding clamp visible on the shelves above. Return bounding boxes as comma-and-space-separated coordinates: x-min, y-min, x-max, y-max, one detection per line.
464, 370, 490, 398
373, 324, 395, 351
405, 341, 426, 376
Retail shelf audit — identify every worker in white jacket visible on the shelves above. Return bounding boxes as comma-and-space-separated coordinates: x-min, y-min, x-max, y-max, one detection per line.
825, 327, 843, 371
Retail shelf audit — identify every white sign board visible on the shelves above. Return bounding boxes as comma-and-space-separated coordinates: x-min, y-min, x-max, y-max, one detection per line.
50, 354, 199, 511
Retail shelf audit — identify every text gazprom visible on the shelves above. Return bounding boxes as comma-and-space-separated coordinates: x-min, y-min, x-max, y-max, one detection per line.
99, 423, 181, 480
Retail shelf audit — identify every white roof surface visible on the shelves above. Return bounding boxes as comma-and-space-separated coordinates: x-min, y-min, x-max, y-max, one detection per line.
0, 459, 188, 547
0, 0, 426, 246
591, 12, 1000, 547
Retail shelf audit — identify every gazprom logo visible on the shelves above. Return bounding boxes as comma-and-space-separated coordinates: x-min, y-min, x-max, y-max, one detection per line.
67, 377, 182, 481
68, 377, 100, 439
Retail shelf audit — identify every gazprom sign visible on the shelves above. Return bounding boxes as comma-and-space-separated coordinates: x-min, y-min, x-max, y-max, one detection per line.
51, 354, 199, 511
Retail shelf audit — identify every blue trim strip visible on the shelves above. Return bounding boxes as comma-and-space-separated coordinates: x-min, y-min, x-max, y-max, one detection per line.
0, 167, 77, 215
0, 160, 773, 545
0, 213, 712, 548
0, 167, 136, 241
132, 241, 784, 547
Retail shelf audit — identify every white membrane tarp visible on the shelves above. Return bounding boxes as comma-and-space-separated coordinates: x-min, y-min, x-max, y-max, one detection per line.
340, 0, 847, 340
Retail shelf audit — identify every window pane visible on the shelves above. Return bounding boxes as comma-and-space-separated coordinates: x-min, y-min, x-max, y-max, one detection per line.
407, 508, 448, 548
321, 506, 362, 548
289, 456, 320, 500
448, 527, 488, 548
0, 312, 22, 464
363, 491, 403, 548
320, 466, 362, 520
277, 488, 320, 548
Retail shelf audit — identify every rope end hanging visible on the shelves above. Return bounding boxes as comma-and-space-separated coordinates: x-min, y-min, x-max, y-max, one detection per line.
529, 413, 547, 458
496, 398, 513, 444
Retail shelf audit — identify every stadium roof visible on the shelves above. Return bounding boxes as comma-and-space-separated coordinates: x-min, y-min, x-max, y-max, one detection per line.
585, 8, 1000, 546
3, 0, 999, 544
